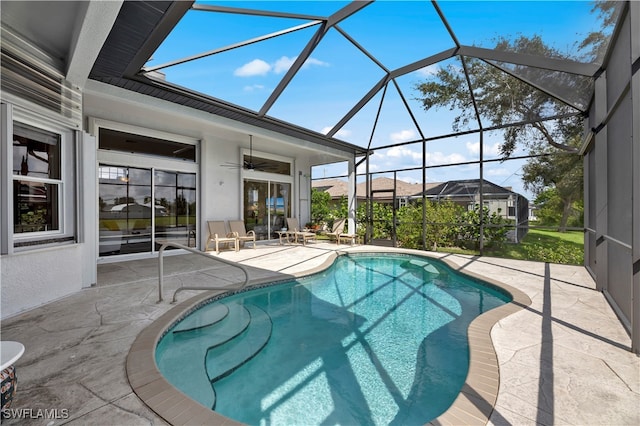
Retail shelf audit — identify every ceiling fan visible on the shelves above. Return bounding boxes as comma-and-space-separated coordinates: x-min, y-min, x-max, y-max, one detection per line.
220, 135, 275, 171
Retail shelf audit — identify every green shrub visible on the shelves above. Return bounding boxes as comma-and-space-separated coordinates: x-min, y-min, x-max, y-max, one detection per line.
522, 242, 583, 264
456, 205, 508, 249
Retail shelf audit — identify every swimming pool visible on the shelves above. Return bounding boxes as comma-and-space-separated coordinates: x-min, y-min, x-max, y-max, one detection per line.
156, 253, 512, 425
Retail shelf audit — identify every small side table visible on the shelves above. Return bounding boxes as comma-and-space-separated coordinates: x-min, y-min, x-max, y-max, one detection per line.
276, 230, 294, 245
1, 341, 25, 411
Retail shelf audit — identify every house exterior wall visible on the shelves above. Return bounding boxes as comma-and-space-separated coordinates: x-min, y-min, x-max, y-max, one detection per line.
0, 25, 92, 318
84, 81, 323, 241
0, 34, 344, 319
0, 79, 329, 318
0, 103, 92, 318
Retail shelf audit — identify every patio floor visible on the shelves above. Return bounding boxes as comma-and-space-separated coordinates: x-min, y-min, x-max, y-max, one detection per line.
1, 242, 638, 425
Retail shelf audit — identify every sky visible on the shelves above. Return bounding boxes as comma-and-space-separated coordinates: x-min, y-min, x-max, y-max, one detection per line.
148, 1, 611, 201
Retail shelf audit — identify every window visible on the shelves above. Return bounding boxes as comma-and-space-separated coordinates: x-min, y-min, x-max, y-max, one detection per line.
242, 154, 290, 175
1, 104, 76, 253
12, 122, 62, 234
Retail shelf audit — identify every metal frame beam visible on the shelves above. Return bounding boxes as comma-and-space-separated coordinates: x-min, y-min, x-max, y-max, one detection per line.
144, 21, 320, 72
191, 3, 326, 21
458, 45, 600, 76
123, 1, 194, 77
259, 1, 372, 116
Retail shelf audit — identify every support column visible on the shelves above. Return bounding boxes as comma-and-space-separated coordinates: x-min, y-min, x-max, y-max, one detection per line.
347, 157, 356, 237
594, 71, 609, 293
629, 0, 639, 353
0, 103, 12, 255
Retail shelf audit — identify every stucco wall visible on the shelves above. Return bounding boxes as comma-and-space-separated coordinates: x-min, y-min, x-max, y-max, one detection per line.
1, 245, 84, 319
83, 81, 333, 245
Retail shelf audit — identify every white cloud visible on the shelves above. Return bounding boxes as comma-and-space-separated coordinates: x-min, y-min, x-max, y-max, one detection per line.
303, 57, 329, 69
425, 151, 466, 166
274, 56, 296, 74
465, 141, 501, 156
243, 84, 265, 92
236, 56, 330, 77
415, 64, 439, 78
366, 147, 467, 171
278, 56, 329, 73
234, 59, 271, 77
357, 163, 379, 174
390, 129, 416, 143
321, 126, 352, 139
397, 175, 420, 184
335, 129, 352, 139
385, 146, 422, 162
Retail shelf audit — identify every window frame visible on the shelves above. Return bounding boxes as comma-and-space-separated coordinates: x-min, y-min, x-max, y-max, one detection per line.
1, 102, 76, 252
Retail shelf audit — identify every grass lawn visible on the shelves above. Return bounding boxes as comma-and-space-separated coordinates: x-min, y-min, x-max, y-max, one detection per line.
415, 229, 584, 265
472, 229, 584, 265
323, 227, 584, 265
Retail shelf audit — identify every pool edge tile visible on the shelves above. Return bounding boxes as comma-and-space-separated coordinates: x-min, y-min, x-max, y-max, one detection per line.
433, 253, 532, 426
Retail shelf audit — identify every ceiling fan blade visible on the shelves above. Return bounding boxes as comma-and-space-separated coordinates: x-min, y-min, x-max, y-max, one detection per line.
220, 134, 268, 170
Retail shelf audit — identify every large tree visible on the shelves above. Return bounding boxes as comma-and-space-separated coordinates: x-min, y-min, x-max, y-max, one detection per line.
578, 0, 621, 62
521, 135, 583, 231
415, 35, 587, 231
415, 35, 587, 157
414, 0, 621, 232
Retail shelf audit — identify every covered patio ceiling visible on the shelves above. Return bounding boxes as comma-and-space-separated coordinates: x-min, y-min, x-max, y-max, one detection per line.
88, 0, 622, 159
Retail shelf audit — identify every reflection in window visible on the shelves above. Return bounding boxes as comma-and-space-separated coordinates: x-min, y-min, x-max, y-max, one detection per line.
244, 179, 290, 240
154, 170, 197, 250
99, 166, 152, 255
13, 181, 59, 233
12, 123, 61, 234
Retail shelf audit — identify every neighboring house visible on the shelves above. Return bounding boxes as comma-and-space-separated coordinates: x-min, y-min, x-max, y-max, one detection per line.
313, 177, 438, 208
314, 177, 528, 242
415, 179, 529, 242
312, 178, 350, 209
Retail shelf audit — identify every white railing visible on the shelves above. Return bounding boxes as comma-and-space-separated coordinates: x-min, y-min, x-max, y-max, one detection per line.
157, 241, 250, 303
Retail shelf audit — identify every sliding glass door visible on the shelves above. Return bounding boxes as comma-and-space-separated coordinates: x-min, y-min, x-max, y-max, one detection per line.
98, 166, 197, 256
244, 179, 290, 240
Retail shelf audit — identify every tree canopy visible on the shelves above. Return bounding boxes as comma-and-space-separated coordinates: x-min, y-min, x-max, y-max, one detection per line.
415, 35, 586, 157
414, 34, 590, 230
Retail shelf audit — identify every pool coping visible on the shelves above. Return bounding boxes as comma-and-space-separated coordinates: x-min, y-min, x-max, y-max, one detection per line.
126, 249, 531, 426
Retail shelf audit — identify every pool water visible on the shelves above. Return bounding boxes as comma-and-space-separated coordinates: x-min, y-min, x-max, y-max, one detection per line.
156, 254, 511, 425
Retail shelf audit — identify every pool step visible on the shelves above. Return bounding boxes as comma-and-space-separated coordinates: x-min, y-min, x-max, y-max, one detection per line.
206, 304, 273, 384
402, 259, 442, 277
172, 302, 229, 333
198, 301, 251, 349
155, 301, 252, 409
